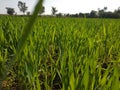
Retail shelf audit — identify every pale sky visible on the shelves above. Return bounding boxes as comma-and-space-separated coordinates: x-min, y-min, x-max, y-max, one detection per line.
0, 0, 120, 14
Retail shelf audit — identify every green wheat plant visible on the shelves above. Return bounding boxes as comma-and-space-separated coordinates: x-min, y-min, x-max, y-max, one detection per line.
0, 1, 120, 90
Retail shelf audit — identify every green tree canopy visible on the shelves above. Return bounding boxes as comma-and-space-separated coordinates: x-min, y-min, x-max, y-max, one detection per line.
18, 1, 28, 15
51, 7, 58, 16
6, 7, 15, 15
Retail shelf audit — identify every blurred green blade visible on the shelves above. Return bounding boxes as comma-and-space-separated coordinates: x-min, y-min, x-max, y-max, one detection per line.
15, 0, 44, 60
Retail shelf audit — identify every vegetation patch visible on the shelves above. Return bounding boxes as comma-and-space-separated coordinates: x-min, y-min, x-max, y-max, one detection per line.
0, 16, 120, 90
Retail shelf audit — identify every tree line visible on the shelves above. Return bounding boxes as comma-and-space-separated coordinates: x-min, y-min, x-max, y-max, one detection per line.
5, 1, 56, 16
5, 1, 120, 18
6, 1, 31, 15
62, 7, 120, 19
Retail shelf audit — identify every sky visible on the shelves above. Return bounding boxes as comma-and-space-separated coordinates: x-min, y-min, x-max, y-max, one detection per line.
0, 0, 120, 14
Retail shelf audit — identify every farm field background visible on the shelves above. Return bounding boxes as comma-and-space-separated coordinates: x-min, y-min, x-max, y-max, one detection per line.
0, 16, 120, 90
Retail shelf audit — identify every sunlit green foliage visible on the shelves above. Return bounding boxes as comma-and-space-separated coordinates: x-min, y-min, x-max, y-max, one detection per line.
0, 16, 120, 90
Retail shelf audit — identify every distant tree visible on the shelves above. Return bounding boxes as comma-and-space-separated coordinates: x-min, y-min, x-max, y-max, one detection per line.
98, 8, 104, 18
84, 13, 89, 18
71, 13, 79, 17
39, 6, 45, 15
6, 7, 15, 15
115, 7, 120, 14
89, 10, 97, 18
104, 7, 107, 12
102, 12, 114, 18
18, 1, 28, 14
56, 13, 63, 17
78, 13, 84, 17
65, 13, 70, 17
27, 12, 30, 15
51, 7, 58, 16
97, 7, 108, 18
114, 7, 120, 18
